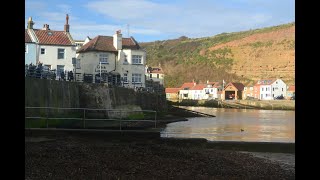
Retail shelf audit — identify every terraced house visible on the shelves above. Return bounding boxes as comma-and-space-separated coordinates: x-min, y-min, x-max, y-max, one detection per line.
76, 30, 146, 87
25, 15, 76, 78
254, 79, 287, 100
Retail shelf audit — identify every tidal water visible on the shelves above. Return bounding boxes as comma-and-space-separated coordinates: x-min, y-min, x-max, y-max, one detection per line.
161, 107, 295, 142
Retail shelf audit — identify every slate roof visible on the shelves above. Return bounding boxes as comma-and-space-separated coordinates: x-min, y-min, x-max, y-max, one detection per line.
77, 36, 141, 53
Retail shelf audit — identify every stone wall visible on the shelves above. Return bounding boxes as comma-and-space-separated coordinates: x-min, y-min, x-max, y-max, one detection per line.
25, 78, 167, 112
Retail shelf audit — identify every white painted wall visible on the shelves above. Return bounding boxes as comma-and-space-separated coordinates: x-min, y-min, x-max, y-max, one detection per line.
77, 48, 146, 87
38, 45, 76, 72
76, 51, 117, 83
271, 79, 287, 98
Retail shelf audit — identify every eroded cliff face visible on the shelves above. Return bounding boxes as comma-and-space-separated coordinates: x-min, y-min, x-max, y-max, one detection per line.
141, 23, 295, 87
208, 26, 295, 85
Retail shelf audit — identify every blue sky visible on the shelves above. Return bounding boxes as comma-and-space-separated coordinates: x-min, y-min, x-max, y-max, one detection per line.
25, 0, 295, 42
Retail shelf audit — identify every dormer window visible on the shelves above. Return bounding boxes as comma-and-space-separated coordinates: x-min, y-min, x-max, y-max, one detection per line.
48, 32, 53, 36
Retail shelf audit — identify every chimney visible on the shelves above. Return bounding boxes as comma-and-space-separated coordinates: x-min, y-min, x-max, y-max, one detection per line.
113, 30, 122, 50
64, 14, 70, 32
27, 17, 34, 29
42, 24, 50, 30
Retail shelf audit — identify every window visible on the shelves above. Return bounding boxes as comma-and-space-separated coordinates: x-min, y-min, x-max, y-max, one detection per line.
211, 89, 213, 92
123, 73, 128, 82
132, 73, 142, 83
124, 55, 128, 64
250, 87, 253, 90
76, 59, 81, 69
132, 55, 142, 64
262, 88, 264, 91
99, 53, 108, 64
282, 88, 284, 91
273, 94, 274, 97
150, 74, 152, 78
57, 48, 65, 59
157, 74, 159, 78
57, 65, 65, 77
273, 88, 274, 91
41, 48, 46, 54
25, 44, 28, 53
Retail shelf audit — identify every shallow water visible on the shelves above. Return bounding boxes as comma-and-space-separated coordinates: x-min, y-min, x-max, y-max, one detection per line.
161, 107, 295, 142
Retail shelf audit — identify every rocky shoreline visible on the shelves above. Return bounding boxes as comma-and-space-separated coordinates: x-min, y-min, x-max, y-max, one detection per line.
25, 130, 295, 179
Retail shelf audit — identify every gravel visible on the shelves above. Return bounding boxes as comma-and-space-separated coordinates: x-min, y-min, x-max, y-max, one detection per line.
25, 135, 295, 179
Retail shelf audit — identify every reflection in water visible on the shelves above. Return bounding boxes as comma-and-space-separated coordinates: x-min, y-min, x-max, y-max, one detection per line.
161, 107, 295, 142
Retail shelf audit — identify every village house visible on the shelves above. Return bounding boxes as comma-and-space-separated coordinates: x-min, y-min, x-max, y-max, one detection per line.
189, 84, 206, 100
203, 81, 223, 100
179, 82, 196, 100
25, 27, 37, 65
25, 15, 76, 78
165, 88, 180, 102
145, 66, 164, 85
254, 79, 287, 100
222, 82, 245, 100
74, 37, 91, 51
286, 85, 295, 99
242, 85, 254, 99
76, 30, 146, 87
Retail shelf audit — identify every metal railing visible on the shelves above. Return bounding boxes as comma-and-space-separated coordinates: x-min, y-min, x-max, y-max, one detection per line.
25, 107, 157, 130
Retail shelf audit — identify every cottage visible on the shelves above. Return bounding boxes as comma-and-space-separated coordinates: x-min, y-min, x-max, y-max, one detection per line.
76, 30, 146, 87
145, 66, 164, 85
254, 79, 287, 100
25, 15, 76, 78
165, 88, 180, 101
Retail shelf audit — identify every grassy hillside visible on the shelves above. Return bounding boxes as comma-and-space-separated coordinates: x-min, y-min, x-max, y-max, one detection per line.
140, 23, 295, 88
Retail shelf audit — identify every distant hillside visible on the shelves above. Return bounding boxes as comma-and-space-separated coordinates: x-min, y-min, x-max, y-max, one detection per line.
140, 23, 295, 88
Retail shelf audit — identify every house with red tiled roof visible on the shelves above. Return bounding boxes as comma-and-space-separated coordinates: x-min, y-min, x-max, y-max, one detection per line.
165, 88, 181, 101
189, 84, 206, 100
76, 30, 146, 86
179, 82, 196, 100
222, 82, 245, 100
254, 79, 287, 100
25, 15, 76, 79
145, 66, 164, 85
286, 85, 295, 99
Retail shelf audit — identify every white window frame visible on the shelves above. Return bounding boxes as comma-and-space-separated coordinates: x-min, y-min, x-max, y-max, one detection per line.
132, 55, 142, 64
123, 73, 128, 83
132, 73, 142, 83
57, 48, 65, 59
99, 53, 108, 64
41, 48, 46, 55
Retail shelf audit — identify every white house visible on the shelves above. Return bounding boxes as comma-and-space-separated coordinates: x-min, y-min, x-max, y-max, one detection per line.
145, 66, 165, 85
26, 15, 76, 78
179, 82, 196, 100
189, 84, 206, 100
75, 36, 91, 50
255, 79, 287, 100
76, 30, 146, 87
203, 81, 223, 100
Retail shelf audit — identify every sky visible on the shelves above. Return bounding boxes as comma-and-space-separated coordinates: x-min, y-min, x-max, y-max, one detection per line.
25, 0, 295, 43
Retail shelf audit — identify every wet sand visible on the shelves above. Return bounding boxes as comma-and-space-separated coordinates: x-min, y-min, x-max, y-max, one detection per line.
25, 131, 295, 179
